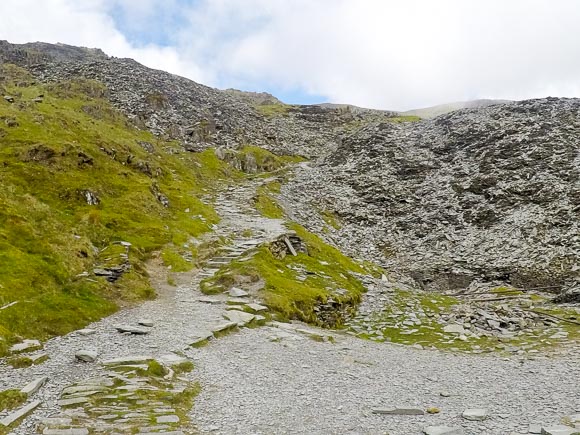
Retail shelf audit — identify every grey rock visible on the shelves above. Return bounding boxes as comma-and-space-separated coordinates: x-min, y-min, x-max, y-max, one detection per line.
156, 414, 180, 423
102, 355, 153, 366
229, 287, 249, 297
541, 426, 580, 435
75, 350, 98, 362
43, 429, 89, 435
77, 329, 96, 336
462, 408, 489, 421
423, 426, 465, 435
115, 325, 151, 335
223, 310, 255, 326
9, 339, 41, 353
0, 400, 41, 426
138, 318, 154, 327
443, 324, 466, 334
20, 376, 48, 395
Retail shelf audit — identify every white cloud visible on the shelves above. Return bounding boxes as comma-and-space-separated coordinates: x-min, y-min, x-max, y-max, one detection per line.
1, 0, 580, 110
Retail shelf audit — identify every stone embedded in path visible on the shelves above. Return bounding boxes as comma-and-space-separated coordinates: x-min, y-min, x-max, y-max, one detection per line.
0, 400, 41, 427
372, 407, 425, 415
229, 287, 248, 297
156, 414, 180, 423
189, 331, 214, 347
423, 426, 465, 435
115, 324, 151, 335
57, 397, 90, 407
20, 376, 48, 395
9, 339, 41, 353
140, 432, 184, 435
138, 319, 155, 327
75, 350, 98, 362
223, 310, 255, 326
198, 296, 221, 304
42, 416, 73, 427
462, 408, 489, 421
541, 426, 580, 435
211, 322, 238, 335
77, 329, 96, 336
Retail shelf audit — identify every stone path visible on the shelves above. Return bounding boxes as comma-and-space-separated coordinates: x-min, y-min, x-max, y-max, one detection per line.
1, 175, 579, 435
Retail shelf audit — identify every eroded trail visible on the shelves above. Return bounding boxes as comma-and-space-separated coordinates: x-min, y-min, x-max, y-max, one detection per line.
1, 175, 579, 435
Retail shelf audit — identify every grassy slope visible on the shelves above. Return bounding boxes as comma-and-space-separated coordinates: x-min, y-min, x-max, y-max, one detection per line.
0, 65, 240, 354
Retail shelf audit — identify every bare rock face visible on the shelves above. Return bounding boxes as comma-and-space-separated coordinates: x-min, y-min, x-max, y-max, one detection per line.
283, 98, 580, 297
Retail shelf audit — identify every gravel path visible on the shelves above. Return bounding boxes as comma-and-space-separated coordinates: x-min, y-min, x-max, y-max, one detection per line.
1, 175, 579, 435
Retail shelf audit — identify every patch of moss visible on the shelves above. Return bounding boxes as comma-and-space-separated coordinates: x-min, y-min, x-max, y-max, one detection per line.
6, 356, 33, 368
145, 360, 167, 377
173, 361, 194, 374
321, 210, 341, 230
254, 189, 285, 219
0, 389, 27, 412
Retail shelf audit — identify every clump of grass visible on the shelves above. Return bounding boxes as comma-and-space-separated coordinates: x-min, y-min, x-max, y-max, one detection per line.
173, 361, 194, 374
161, 248, 192, 272
145, 360, 167, 377
6, 356, 33, 368
0, 389, 27, 411
321, 210, 341, 230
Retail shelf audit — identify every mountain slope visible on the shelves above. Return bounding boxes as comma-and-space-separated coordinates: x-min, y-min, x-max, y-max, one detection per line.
283, 98, 580, 297
402, 98, 511, 118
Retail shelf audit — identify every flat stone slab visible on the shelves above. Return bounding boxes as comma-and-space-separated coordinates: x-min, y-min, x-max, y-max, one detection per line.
211, 322, 238, 334
21, 376, 48, 395
57, 397, 90, 407
229, 287, 248, 297
189, 331, 214, 347
138, 319, 155, 327
245, 303, 268, 312
9, 339, 41, 353
198, 296, 221, 304
372, 407, 425, 415
423, 426, 465, 435
156, 414, 180, 423
102, 355, 154, 366
223, 310, 255, 326
62, 385, 108, 396
140, 432, 184, 435
42, 416, 73, 427
43, 429, 89, 435
541, 426, 580, 435
0, 400, 41, 426
462, 408, 489, 421
115, 325, 151, 335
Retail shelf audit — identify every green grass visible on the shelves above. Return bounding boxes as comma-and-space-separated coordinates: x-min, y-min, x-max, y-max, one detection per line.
0, 389, 27, 411
161, 247, 192, 272
387, 115, 422, 123
0, 64, 241, 355
201, 223, 368, 327
255, 103, 292, 117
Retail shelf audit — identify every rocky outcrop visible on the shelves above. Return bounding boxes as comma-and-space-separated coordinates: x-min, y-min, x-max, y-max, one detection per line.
283, 98, 580, 297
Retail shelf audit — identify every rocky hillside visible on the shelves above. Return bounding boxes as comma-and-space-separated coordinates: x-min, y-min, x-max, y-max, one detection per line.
402, 99, 511, 119
0, 41, 398, 158
283, 98, 580, 301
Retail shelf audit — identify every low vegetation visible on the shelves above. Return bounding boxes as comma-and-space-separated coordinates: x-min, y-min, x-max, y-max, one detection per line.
255, 103, 293, 118
201, 222, 372, 326
0, 64, 240, 355
0, 389, 27, 412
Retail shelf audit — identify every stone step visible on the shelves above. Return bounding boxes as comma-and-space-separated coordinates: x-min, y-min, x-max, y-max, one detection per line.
0, 400, 42, 427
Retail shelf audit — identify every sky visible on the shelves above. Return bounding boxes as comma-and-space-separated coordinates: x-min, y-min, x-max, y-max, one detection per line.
1, 0, 579, 111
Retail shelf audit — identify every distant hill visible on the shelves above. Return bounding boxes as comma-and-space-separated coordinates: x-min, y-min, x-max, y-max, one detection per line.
402, 99, 511, 119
